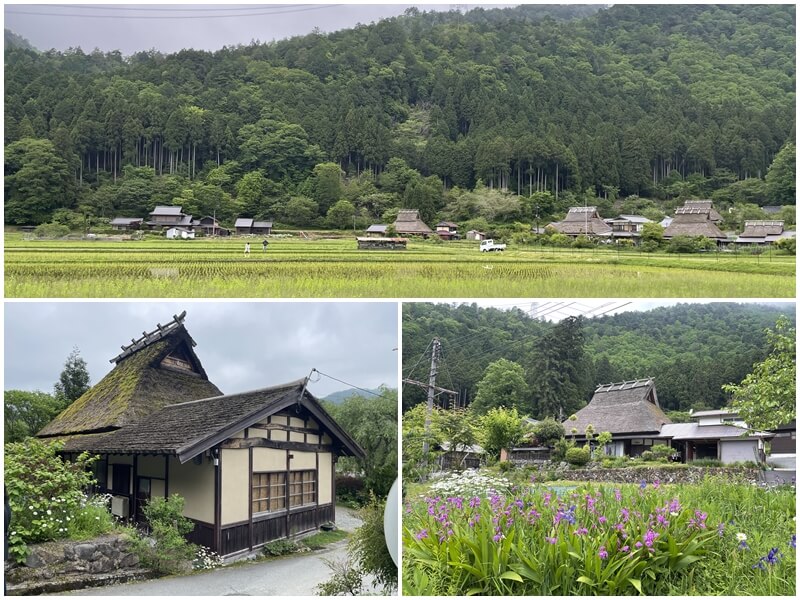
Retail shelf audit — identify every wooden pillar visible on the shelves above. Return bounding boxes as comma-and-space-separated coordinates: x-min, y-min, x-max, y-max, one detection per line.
164, 455, 169, 498
285, 450, 291, 537
315, 452, 320, 528
248, 447, 253, 550
214, 448, 222, 554
131, 455, 138, 523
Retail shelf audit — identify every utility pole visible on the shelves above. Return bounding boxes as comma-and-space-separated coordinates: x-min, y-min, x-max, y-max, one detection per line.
422, 337, 441, 460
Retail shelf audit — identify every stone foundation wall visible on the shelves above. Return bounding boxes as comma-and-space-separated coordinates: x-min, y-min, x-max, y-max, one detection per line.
559, 466, 762, 484
5, 533, 149, 595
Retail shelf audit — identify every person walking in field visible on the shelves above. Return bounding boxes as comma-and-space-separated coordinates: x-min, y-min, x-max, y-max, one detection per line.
262, 239, 269, 252
244, 242, 251, 255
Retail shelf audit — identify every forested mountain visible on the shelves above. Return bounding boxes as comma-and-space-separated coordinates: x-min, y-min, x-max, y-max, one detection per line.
4, 4, 796, 227
4, 29, 37, 52
402, 302, 794, 417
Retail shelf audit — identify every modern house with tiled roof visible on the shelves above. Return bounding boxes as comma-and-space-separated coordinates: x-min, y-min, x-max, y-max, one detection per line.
662, 201, 727, 242
146, 206, 193, 229
393, 209, 433, 236
564, 379, 671, 457
38, 312, 364, 557
605, 214, 652, 243
549, 207, 613, 238
659, 409, 771, 464
109, 217, 143, 231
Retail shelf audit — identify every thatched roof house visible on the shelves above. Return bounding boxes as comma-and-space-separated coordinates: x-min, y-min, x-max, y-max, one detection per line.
39, 312, 221, 441
682, 200, 723, 223
393, 209, 433, 236
662, 204, 726, 240
549, 207, 613, 237
735, 221, 795, 245
565, 378, 671, 457
38, 313, 364, 557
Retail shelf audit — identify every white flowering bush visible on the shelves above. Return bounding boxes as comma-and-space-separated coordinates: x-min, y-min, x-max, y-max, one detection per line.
427, 470, 512, 498
193, 546, 223, 570
4, 439, 112, 562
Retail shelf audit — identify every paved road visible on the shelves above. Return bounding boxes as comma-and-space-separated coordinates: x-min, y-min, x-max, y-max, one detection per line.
55, 507, 374, 596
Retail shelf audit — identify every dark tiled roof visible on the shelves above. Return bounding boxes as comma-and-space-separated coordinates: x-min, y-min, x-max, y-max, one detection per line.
59, 380, 365, 462
235, 218, 254, 228
252, 221, 273, 228
365, 224, 387, 233
565, 378, 671, 436
38, 318, 221, 438
150, 206, 184, 216
110, 217, 143, 225
660, 423, 770, 441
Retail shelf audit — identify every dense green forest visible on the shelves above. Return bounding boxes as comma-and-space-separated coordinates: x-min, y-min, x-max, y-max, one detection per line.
402, 302, 795, 418
4, 4, 796, 228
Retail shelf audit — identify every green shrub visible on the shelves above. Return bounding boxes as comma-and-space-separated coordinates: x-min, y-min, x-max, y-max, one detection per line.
349, 494, 397, 592
131, 495, 196, 575
532, 418, 565, 447
775, 237, 795, 255
498, 460, 515, 473
640, 240, 661, 252
4, 439, 99, 562
690, 458, 723, 468
551, 437, 575, 462
262, 539, 304, 557
67, 494, 115, 540
640, 450, 655, 461
565, 447, 590, 467
650, 444, 675, 461
33, 223, 70, 238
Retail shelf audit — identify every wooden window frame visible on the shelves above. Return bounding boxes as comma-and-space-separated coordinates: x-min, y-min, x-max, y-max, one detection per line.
289, 470, 317, 508
251, 472, 286, 515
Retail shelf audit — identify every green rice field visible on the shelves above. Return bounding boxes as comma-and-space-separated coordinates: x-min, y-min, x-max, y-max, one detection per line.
4, 235, 795, 298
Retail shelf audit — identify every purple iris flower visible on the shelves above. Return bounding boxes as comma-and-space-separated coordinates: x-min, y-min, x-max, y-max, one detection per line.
415, 529, 428, 540
598, 546, 608, 560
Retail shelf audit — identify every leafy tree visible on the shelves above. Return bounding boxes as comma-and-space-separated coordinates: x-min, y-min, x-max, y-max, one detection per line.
531, 418, 565, 447
5, 138, 75, 224
4, 390, 66, 443
471, 358, 529, 414
283, 195, 319, 226
723, 316, 796, 431
323, 390, 397, 497
309, 162, 344, 214
478, 406, 526, 459
53, 346, 91, 404
326, 199, 357, 230
765, 142, 795, 205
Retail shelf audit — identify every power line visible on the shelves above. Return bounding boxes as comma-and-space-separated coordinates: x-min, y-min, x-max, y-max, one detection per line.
311, 368, 385, 399
6, 5, 343, 20
403, 337, 433, 379
64, 5, 302, 12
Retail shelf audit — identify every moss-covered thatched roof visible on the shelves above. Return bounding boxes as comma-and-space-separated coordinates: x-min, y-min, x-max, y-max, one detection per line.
38, 325, 222, 438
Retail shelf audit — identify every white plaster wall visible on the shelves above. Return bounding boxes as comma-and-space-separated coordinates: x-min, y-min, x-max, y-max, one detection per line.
169, 457, 215, 523
318, 453, 333, 504
221, 449, 249, 525
720, 440, 758, 464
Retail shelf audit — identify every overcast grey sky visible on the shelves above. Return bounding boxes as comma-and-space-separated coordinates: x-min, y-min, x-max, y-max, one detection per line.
3, 3, 511, 55
4, 301, 398, 397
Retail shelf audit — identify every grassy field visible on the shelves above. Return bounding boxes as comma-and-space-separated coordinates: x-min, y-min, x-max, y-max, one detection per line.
4, 234, 795, 298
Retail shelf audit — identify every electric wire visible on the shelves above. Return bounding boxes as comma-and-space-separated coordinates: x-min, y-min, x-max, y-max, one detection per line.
6, 5, 343, 19
311, 368, 385, 399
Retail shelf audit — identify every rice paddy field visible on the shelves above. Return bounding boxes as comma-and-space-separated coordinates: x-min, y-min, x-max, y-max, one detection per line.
4, 235, 795, 298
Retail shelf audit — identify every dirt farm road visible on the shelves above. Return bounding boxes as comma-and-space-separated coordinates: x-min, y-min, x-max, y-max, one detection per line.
53, 507, 375, 596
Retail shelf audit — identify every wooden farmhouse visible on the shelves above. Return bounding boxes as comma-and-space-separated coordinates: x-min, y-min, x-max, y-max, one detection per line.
234, 218, 273, 236
659, 409, 771, 464
393, 209, 433, 237
365, 224, 388, 236
195, 216, 229, 237
662, 200, 726, 242
435, 221, 460, 240
146, 206, 193, 230
565, 379, 671, 457
37, 312, 364, 558
109, 217, 143, 231
549, 207, 613, 238
356, 236, 407, 250
606, 215, 651, 243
